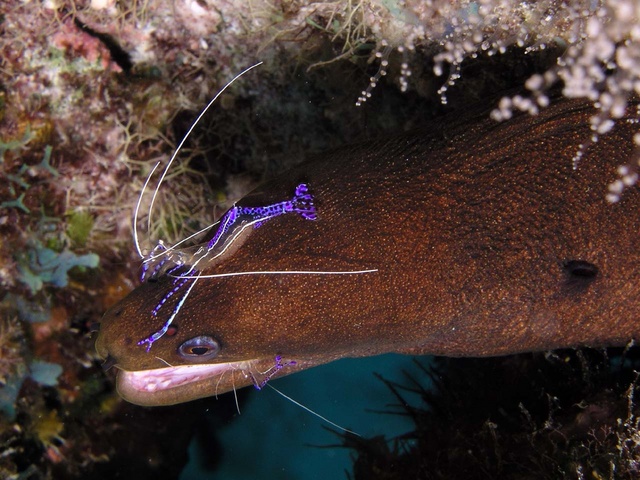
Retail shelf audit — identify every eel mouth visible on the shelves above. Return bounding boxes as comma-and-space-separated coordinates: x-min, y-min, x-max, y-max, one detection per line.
115, 358, 301, 406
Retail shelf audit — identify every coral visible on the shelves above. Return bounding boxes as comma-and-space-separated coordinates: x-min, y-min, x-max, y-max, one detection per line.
29, 361, 64, 388
0, 193, 30, 214
0, 317, 63, 421
15, 239, 99, 294
0, 316, 28, 420
0, 362, 63, 422
617, 376, 640, 476
32, 409, 64, 448
1, 143, 59, 215
0, 371, 26, 420
343, 348, 640, 480
0, 308, 63, 420
0, 316, 26, 388
3, 293, 52, 324
0, 129, 32, 164
51, 19, 124, 72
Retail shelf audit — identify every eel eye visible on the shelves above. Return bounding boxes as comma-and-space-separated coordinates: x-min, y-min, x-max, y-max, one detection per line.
178, 336, 220, 359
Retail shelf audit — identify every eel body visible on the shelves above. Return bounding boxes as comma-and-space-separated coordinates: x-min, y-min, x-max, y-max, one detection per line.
96, 98, 640, 406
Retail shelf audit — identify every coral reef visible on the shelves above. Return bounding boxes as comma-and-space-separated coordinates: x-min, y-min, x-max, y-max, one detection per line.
344, 348, 640, 480
1, 0, 640, 478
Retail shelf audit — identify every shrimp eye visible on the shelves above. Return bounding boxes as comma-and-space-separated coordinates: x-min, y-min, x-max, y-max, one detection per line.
178, 336, 220, 359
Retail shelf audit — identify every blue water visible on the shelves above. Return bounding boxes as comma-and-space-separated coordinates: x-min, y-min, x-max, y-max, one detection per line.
180, 354, 430, 479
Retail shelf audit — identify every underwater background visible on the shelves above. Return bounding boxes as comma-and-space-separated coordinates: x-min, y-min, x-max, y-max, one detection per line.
2, 0, 640, 478
181, 355, 426, 480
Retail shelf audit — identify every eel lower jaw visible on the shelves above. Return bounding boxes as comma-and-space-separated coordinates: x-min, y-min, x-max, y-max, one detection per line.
115, 358, 301, 406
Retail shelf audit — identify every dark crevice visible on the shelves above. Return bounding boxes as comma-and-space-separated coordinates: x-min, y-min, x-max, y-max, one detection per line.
73, 17, 133, 73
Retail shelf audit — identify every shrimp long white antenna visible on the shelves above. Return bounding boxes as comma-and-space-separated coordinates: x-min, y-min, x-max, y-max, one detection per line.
142, 218, 222, 267
144, 61, 264, 240
175, 269, 379, 280
134, 161, 161, 258
266, 384, 361, 437
232, 376, 241, 415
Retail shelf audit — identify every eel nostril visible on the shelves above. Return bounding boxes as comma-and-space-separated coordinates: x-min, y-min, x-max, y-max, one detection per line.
89, 322, 101, 333
101, 355, 117, 371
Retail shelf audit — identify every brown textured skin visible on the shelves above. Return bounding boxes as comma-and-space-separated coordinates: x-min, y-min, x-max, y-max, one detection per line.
96, 98, 640, 406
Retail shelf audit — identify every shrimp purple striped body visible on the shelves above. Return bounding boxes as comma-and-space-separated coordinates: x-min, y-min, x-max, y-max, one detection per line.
136, 183, 317, 351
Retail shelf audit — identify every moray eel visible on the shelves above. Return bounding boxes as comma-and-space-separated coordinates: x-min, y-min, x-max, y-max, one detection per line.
96, 97, 640, 406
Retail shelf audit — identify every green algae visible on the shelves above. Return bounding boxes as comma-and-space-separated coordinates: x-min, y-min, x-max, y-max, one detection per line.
65, 210, 94, 248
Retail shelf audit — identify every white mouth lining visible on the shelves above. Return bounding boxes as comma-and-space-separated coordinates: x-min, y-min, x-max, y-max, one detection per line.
122, 362, 252, 393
